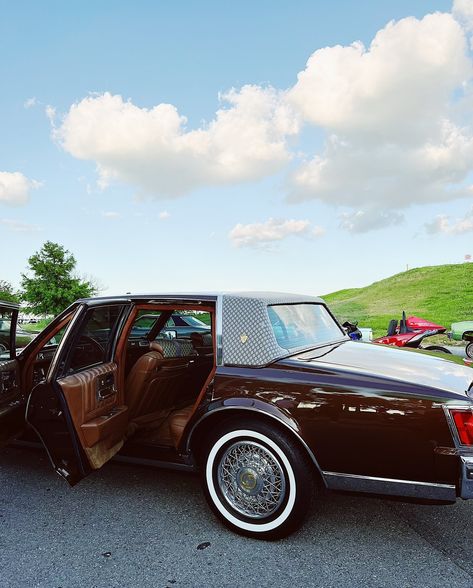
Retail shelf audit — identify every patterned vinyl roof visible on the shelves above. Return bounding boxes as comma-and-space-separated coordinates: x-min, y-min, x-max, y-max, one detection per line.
221, 292, 325, 367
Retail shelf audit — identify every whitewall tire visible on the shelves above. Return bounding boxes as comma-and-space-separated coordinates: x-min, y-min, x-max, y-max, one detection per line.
201, 419, 314, 539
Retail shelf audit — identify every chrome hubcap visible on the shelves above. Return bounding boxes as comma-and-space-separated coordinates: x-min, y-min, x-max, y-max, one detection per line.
217, 441, 286, 519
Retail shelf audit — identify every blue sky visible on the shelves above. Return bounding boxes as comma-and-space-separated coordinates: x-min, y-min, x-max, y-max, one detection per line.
1, 0, 472, 297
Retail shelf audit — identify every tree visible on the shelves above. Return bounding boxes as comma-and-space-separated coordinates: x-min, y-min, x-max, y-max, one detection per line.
0, 280, 19, 303
21, 241, 98, 315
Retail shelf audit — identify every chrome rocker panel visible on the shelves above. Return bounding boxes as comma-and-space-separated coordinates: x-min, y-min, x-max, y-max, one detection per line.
322, 471, 457, 501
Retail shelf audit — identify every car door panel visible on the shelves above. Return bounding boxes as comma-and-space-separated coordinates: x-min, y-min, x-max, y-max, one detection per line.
0, 301, 25, 447
58, 362, 128, 468
26, 302, 132, 485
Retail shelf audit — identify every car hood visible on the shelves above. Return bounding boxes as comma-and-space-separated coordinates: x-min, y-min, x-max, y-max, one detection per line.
284, 340, 473, 397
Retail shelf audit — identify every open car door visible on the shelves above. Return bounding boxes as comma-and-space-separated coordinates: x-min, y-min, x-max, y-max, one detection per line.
0, 301, 24, 446
26, 301, 131, 485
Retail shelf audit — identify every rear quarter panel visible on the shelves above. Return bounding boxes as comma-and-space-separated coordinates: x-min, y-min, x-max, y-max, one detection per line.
212, 364, 458, 485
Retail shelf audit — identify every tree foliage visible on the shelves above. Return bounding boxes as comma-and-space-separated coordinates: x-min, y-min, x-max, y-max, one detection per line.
0, 280, 19, 303
21, 241, 97, 315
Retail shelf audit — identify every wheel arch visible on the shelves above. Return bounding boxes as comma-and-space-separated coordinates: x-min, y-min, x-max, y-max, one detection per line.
185, 401, 327, 487
462, 330, 473, 342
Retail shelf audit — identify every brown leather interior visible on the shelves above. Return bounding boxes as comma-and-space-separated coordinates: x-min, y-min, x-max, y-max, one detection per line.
125, 347, 213, 442
168, 405, 194, 448
125, 346, 165, 419
58, 362, 128, 469
48, 303, 217, 463
190, 332, 213, 356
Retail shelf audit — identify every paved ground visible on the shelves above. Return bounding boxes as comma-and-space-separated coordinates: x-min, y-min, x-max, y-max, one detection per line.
2, 446, 473, 588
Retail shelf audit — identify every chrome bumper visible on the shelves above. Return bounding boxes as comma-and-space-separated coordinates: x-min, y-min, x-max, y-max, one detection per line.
460, 456, 473, 499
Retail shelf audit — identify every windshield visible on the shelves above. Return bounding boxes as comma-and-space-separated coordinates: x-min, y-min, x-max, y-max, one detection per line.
267, 303, 344, 350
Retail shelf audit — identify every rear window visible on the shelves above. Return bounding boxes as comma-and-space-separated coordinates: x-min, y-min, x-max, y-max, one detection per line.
267, 304, 344, 350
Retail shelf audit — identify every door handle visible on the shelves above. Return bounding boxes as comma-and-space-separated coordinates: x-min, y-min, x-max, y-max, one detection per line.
96, 373, 116, 401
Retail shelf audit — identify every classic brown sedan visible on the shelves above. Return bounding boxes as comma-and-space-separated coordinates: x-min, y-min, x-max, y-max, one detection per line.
1, 293, 473, 539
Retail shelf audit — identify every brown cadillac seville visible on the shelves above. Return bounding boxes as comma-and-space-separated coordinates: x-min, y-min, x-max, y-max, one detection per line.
1, 292, 473, 539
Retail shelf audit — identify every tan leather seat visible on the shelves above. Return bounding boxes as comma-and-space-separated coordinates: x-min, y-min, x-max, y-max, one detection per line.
190, 332, 213, 356
125, 341, 164, 419
168, 405, 194, 447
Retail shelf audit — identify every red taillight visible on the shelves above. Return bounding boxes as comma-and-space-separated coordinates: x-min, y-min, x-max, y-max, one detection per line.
450, 409, 473, 445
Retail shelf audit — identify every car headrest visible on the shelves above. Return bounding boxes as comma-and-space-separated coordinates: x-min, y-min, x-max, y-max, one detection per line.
149, 341, 164, 354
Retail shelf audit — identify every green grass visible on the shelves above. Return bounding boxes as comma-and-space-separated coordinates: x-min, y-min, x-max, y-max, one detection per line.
21, 318, 52, 333
323, 263, 473, 338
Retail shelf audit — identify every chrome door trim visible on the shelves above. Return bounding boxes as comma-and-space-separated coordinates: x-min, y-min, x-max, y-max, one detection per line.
45, 304, 88, 382
323, 471, 456, 501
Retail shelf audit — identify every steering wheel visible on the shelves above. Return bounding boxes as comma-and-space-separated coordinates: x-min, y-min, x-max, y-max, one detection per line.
70, 335, 105, 369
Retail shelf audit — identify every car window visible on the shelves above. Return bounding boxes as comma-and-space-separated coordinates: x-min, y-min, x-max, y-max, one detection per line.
172, 315, 188, 326
0, 310, 13, 359
65, 305, 125, 373
129, 311, 162, 338
267, 304, 344, 350
46, 325, 67, 347
180, 315, 208, 327
170, 313, 210, 328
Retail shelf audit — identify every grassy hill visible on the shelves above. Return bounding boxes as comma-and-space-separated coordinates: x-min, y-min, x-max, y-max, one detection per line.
323, 263, 473, 338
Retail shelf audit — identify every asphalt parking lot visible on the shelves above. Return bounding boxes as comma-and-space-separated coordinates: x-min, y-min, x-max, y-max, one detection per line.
2, 446, 473, 588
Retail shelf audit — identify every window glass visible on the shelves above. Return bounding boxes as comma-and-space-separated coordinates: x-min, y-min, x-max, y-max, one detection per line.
46, 325, 67, 347
169, 314, 209, 327
268, 304, 344, 350
172, 315, 188, 326
130, 311, 162, 338
0, 310, 13, 359
66, 305, 124, 373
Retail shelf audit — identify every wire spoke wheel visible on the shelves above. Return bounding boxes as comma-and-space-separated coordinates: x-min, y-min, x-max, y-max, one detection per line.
202, 421, 314, 539
217, 441, 286, 519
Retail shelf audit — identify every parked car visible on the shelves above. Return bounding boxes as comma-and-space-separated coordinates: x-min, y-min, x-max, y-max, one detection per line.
2, 293, 473, 539
373, 311, 451, 354
131, 312, 210, 339
450, 321, 473, 359
0, 305, 36, 359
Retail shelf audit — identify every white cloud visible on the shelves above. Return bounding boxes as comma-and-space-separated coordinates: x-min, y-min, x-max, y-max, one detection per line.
24, 97, 37, 109
289, 14, 470, 137
102, 211, 120, 219
229, 217, 323, 249
425, 207, 473, 234
0, 172, 41, 206
55, 87, 299, 198
312, 225, 325, 237
0, 219, 41, 232
45, 105, 56, 124
52, 6, 473, 233
287, 12, 473, 218
453, 0, 473, 32
339, 209, 404, 233
159, 211, 170, 219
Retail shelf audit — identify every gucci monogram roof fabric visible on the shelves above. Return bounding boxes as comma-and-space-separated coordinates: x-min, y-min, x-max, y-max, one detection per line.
221, 292, 324, 367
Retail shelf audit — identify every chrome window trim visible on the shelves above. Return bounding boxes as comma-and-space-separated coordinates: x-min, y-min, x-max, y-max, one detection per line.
45, 304, 87, 382
216, 294, 223, 366
323, 471, 456, 501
